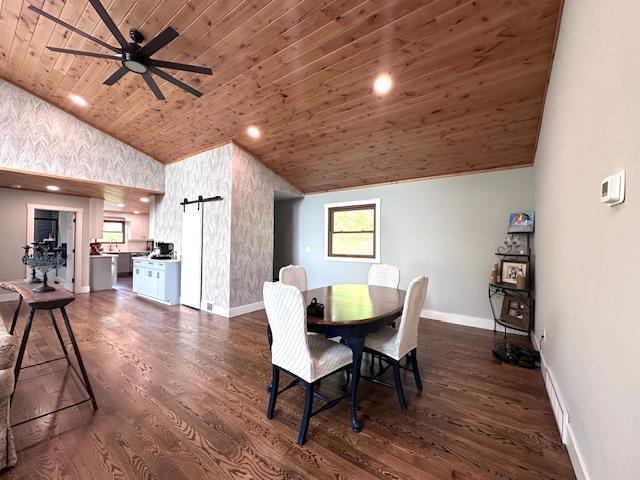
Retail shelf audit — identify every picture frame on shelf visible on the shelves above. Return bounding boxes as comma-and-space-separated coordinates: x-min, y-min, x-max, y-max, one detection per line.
508, 211, 535, 233
501, 260, 528, 285
499, 294, 531, 330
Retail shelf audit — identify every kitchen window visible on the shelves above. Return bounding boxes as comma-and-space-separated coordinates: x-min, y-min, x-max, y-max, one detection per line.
100, 221, 125, 244
325, 199, 380, 262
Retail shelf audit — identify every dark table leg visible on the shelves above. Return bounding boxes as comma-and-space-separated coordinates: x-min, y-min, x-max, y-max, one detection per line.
12, 308, 35, 401
343, 336, 365, 432
50, 311, 70, 361
9, 296, 22, 335
266, 325, 273, 392
60, 307, 97, 410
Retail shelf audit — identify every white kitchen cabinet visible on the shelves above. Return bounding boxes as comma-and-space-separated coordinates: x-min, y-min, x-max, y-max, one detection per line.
132, 259, 180, 305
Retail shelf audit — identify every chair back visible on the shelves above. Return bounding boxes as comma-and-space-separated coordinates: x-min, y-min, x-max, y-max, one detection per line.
395, 275, 429, 358
279, 265, 308, 292
263, 281, 312, 380
368, 264, 400, 288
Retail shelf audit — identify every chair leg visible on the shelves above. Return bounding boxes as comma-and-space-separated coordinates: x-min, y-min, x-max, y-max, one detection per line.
410, 348, 423, 392
392, 361, 408, 410
267, 365, 280, 419
297, 381, 314, 445
369, 353, 375, 375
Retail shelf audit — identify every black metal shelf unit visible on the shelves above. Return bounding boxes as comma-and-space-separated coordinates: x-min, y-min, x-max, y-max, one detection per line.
488, 231, 534, 336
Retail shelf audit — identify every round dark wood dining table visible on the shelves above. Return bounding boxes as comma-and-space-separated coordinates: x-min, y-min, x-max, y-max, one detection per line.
303, 284, 405, 432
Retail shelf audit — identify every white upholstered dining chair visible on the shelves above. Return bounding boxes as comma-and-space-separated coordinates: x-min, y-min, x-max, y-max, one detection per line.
263, 281, 352, 445
368, 264, 400, 289
364, 275, 428, 410
279, 265, 307, 292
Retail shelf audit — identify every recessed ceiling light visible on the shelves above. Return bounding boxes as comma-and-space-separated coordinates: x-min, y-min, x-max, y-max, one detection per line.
69, 94, 88, 107
373, 74, 392, 95
247, 126, 261, 139
117, 203, 125, 207
10, 184, 22, 189
133, 210, 140, 214
46, 185, 60, 191
140, 197, 149, 203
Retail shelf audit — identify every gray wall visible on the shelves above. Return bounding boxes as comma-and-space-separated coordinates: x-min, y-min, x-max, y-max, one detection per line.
282, 168, 534, 320
533, 1, 640, 478
0, 187, 91, 288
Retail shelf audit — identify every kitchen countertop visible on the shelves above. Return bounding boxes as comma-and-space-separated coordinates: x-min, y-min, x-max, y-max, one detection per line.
133, 258, 180, 263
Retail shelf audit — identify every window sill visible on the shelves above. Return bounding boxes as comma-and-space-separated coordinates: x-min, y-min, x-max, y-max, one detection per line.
324, 256, 380, 264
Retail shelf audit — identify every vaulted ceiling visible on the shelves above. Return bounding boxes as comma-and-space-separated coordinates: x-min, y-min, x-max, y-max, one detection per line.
0, 0, 563, 193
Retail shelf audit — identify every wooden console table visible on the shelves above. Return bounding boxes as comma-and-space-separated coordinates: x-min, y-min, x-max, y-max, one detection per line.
1, 281, 97, 426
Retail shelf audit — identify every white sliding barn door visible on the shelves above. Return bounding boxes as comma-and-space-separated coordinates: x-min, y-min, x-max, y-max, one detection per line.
180, 204, 203, 309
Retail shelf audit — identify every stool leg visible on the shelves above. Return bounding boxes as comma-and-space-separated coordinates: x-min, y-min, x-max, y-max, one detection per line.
9, 296, 22, 335
60, 307, 97, 410
12, 308, 35, 402
50, 311, 70, 360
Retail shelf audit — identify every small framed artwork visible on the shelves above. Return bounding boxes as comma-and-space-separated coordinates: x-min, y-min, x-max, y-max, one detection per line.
508, 211, 535, 233
501, 261, 528, 285
500, 294, 531, 330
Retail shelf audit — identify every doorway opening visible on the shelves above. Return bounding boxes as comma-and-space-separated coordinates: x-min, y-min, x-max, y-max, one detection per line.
31, 209, 76, 292
273, 192, 301, 281
27, 204, 84, 293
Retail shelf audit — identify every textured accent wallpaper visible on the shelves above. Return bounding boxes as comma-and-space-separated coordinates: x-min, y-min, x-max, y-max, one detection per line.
0, 80, 164, 192
229, 144, 301, 308
154, 143, 233, 309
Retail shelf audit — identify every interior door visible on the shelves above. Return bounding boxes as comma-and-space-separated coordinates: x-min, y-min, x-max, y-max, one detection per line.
63, 212, 76, 292
180, 204, 203, 309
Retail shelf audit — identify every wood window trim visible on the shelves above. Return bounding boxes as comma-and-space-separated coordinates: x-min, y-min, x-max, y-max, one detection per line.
325, 199, 380, 262
101, 220, 126, 244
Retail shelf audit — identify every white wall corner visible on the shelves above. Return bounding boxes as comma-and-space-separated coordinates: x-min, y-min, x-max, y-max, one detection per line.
421, 309, 528, 336
77, 286, 91, 294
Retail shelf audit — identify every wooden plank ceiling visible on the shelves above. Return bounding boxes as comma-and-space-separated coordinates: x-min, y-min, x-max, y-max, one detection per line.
0, 0, 563, 193
0, 168, 157, 213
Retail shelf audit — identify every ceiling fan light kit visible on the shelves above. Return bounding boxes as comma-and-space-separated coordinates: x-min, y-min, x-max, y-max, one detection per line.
28, 0, 213, 101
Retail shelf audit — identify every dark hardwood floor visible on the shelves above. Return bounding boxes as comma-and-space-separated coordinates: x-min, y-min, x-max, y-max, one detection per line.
0, 288, 575, 480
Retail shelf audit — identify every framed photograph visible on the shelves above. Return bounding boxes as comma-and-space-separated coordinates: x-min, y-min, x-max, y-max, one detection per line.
500, 294, 531, 330
501, 261, 528, 285
508, 211, 535, 233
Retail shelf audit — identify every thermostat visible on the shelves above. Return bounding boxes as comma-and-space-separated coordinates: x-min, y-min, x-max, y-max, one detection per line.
601, 170, 625, 206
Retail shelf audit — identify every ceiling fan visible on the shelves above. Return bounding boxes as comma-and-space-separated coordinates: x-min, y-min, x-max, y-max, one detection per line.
28, 0, 213, 100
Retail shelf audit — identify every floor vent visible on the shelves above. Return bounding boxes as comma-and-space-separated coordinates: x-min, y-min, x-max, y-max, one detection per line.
207, 302, 213, 311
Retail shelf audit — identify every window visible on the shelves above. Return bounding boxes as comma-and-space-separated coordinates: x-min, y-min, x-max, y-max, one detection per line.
325, 199, 380, 262
100, 221, 125, 243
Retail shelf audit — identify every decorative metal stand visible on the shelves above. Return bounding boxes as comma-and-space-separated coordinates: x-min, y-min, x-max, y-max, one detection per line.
488, 231, 538, 368
21, 243, 65, 293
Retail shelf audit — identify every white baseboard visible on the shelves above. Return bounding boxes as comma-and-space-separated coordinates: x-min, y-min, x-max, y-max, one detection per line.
565, 422, 590, 480
200, 300, 265, 318
0, 292, 19, 303
421, 308, 528, 336
532, 331, 589, 480
229, 300, 264, 317
77, 286, 91, 294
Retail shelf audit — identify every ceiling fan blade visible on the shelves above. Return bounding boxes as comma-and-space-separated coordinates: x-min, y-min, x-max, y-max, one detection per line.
103, 66, 129, 86
47, 46, 121, 60
88, 0, 129, 50
148, 59, 212, 75
142, 72, 165, 100
28, 5, 120, 53
148, 66, 203, 97
138, 27, 179, 57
